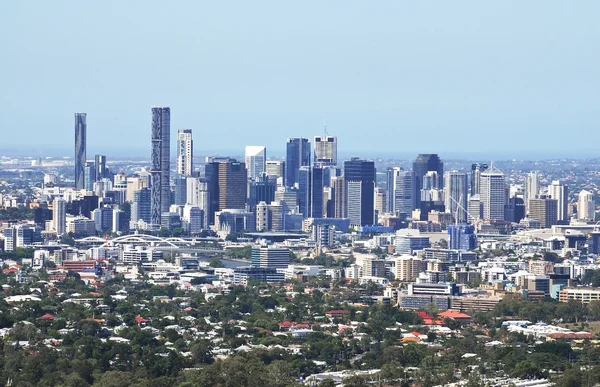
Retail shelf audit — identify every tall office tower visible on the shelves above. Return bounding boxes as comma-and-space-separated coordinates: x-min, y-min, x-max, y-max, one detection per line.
84, 162, 96, 191
344, 158, 376, 227
53, 198, 66, 235
174, 175, 187, 205
217, 160, 247, 210
182, 205, 203, 234
413, 154, 443, 208
444, 171, 469, 224
480, 166, 506, 220
548, 180, 569, 223
391, 168, 415, 220
275, 187, 299, 214
248, 174, 276, 210
256, 201, 269, 231
132, 188, 151, 224
470, 163, 488, 196
285, 138, 310, 187
245, 146, 267, 180
504, 197, 525, 223
529, 196, 558, 228
524, 171, 540, 214
186, 178, 210, 229
95, 155, 107, 181
298, 166, 311, 218
311, 167, 325, 219
331, 176, 346, 219
374, 187, 387, 218
74, 113, 87, 190
314, 135, 337, 167
385, 168, 395, 213
150, 107, 171, 224
578, 190, 595, 221
448, 224, 477, 250
468, 195, 483, 221
266, 160, 285, 181
176, 129, 193, 176
251, 246, 290, 268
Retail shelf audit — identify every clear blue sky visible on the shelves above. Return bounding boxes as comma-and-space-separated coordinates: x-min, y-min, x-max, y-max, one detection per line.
1, 1, 599, 158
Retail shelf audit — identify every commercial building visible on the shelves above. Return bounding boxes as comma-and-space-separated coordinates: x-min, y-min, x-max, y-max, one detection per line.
393, 256, 425, 281
578, 190, 595, 221
313, 135, 337, 167
233, 266, 285, 285
266, 160, 285, 182
245, 146, 267, 180
74, 113, 87, 190
413, 154, 443, 208
394, 230, 430, 255
285, 138, 310, 187
176, 129, 193, 176
480, 166, 506, 220
528, 197, 558, 228
344, 158, 375, 227
547, 180, 569, 223
150, 107, 171, 225
53, 198, 67, 235
559, 288, 600, 304
444, 171, 468, 223
251, 246, 290, 268
447, 224, 477, 250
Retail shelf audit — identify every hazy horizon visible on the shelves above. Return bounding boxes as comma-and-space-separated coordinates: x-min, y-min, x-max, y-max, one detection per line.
2, 1, 599, 156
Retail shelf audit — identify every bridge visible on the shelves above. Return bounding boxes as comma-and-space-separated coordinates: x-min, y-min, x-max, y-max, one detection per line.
74, 234, 223, 251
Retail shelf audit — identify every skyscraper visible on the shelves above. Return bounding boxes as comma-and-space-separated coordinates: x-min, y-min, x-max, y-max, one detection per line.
217, 160, 247, 210
53, 198, 66, 235
150, 107, 171, 225
314, 136, 337, 167
470, 163, 488, 196
391, 168, 415, 219
480, 166, 506, 220
285, 138, 310, 187
413, 154, 443, 208
331, 176, 346, 219
177, 129, 193, 176
297, 166, 311, 218
344, 158, 376, 227
95, 154, 107, 181
132, 188, 152, 224
524, 171, 540, 214
266, 160, 285, 182
578, 190, 595, 221
444, 171, 469, 224
448, 224, 477, 250
84, 162, 96, 192
547, 180, 569, 224
245, 146, 267, 180
74, 113, 86, 190
529, 196, 558, 228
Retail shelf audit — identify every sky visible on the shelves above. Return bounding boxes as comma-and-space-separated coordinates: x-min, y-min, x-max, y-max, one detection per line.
1, 1, 599, 159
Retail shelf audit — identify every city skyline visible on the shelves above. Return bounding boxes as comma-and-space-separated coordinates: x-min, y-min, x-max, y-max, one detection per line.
2, 2, 600, 156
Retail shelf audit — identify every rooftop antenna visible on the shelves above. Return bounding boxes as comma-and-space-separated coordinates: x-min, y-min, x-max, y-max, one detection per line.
323, 115, 329, 136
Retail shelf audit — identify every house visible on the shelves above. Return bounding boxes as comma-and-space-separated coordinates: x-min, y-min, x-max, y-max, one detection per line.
325, 310, 350, 319
438, 310, 472, 324
416, 311, 443, 325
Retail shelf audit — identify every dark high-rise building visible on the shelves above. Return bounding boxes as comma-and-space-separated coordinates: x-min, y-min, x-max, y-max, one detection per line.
344, 158, 376, 226
413, 154, 443, 208
133, 188, 152, 224
150, 107, 171, 224
174, 175, 187, 206
216, 159, 247, 210
248, 174, 276, 210
68, 195, 99, 219
74, 113, 87, 190
285, 138, 310, 187
504, 197, 525, 223
311, 167, 325, 219
95, 154, 107, 181
298, 166, 311, 218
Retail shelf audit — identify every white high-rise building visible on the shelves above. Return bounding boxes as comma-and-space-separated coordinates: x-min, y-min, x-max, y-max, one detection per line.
578, 190, 595, 221
186, 178, 210, 229
547, 180, 569, 223
314, 136, 337, 167
256, 201, 268, 231
53, 198, 66, 235
245, 146, 267, 180
480, 166, 506, 220
177, 129, 193, 176
444, 171, 469, 223
524, 171, 540, 214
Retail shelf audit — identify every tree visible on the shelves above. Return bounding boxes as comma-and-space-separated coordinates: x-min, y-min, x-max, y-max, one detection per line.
209, 258, 225, 268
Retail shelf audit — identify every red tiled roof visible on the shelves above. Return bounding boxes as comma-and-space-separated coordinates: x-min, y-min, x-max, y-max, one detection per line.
135, 316, 150, 324
39, 313, 56, 320
439, 310, 472, 319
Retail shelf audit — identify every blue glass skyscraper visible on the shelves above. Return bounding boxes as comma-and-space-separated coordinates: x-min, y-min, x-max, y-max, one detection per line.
448, 224, 477, 250
285, 138, 310, 187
